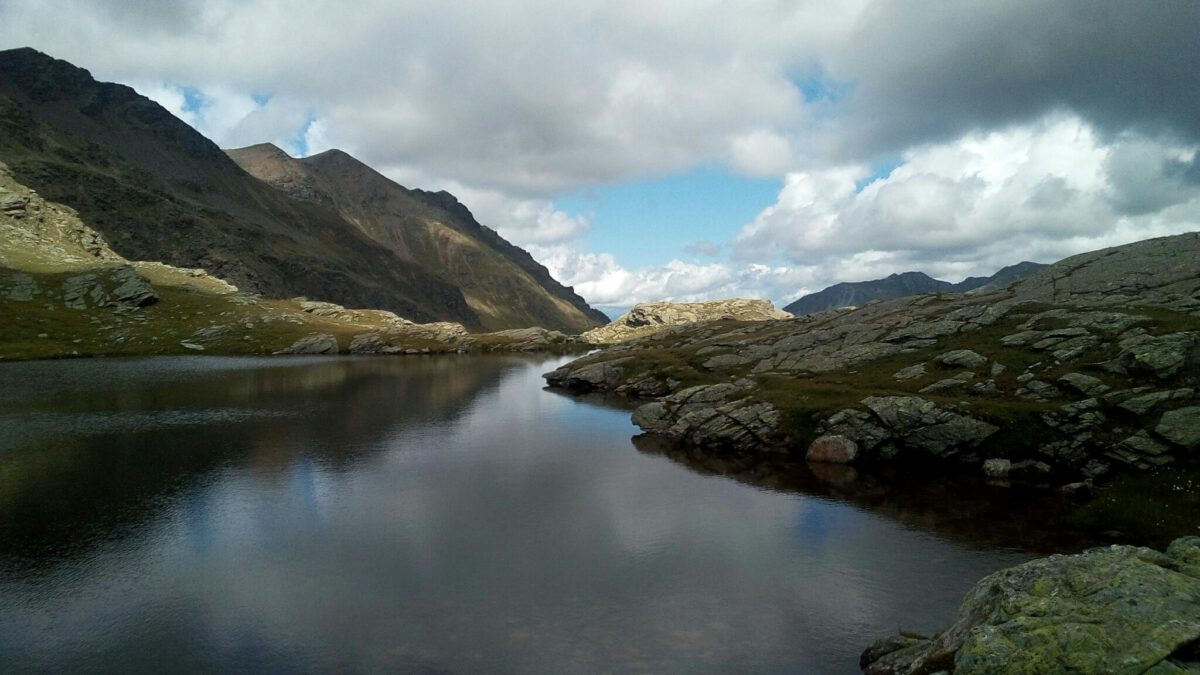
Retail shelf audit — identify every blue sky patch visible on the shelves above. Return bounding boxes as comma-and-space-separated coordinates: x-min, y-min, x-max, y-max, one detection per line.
558, 167, 782, 267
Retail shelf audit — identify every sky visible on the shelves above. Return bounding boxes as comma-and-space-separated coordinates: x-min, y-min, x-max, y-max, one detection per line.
1, 0, 1198, 311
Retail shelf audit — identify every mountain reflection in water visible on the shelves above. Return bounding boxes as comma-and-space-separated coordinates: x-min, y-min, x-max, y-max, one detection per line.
0, 355, 1110, 673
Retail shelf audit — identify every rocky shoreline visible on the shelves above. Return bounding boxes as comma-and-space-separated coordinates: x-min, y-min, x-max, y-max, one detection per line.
543, 232, 1200, 672
544, 232, 1200, 490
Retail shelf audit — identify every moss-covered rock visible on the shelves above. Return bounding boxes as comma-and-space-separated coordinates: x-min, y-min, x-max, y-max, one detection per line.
861, 537, 1200, 674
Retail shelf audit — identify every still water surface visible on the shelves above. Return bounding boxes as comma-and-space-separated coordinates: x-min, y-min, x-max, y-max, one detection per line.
0, 355, 1092, 673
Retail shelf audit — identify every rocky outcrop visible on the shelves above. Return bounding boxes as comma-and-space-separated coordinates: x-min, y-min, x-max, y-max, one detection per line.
861, 537, 1200, 674
631, 383, 782, 453
274, 333, 339, 355
581, 299, 790, 345
58, 266, 158, 311
821, 396, 999, 460
544, 357, 637, 392
484, 327, 579, 351
1009, 232, 1200, 316
545, 231, 1200, 483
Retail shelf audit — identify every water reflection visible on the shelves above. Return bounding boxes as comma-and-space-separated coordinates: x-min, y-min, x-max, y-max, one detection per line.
0, 356, 1074, 673
631, 437, 1111, 554
0, 356, 514, 565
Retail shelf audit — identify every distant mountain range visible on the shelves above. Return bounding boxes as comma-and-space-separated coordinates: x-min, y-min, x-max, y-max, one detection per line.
0, 47, 606, 332
783, 261, 1047, 315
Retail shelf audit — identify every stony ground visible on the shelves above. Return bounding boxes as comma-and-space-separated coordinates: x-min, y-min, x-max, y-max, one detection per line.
545, 232, 1200, 489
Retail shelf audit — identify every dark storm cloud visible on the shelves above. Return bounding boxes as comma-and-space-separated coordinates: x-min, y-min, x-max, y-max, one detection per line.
829, 0, 1200, 159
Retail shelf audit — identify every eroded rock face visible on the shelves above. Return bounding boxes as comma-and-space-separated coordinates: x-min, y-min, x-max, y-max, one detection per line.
582, 299, 790, 345
861, 537, 1200, 674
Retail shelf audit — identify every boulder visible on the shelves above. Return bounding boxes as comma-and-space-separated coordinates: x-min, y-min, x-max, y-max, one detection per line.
488, 327, 575, 351
1057, 372, 1110, 397
862, 538, 1200, 674
1121, 332, 1197, 378
825, 396, 999, 458
274, 333, 339, 355
632, 383, 781, 452
936, 349, 989, 370
106, 265, 158, 308
919, 372, 974, 394
348, 332, 404, 355
58, 266, 157, 311
1118, 389, 1194, 416
2, 271, 38, 301
543, 357, 634, 392
806, 435, 858, 464
1156, 407, 1200, 449
982, 458, 1011, 478
892, 363, 926, 381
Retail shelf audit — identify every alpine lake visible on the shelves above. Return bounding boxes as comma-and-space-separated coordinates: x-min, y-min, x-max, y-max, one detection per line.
0, 355, 1191, 673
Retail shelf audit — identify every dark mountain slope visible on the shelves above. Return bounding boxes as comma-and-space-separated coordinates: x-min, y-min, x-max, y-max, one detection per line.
784, 262, 1046, 315
784, 271, 954, 316
0, 47, 605, 332
227, 143, 607, 332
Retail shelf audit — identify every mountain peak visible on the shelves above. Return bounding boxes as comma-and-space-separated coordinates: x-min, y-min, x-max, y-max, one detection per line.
303, 148, 362, 166
0, 46, 105, 102
235, 142, 292, 158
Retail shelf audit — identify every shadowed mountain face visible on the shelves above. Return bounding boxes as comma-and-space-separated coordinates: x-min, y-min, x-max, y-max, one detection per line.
0, 47, 605, 332
784, 262, 1047, 316
227, 144, 608, 333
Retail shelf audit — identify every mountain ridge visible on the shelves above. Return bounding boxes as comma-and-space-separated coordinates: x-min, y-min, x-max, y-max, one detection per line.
0, 47, 605, 332
226, 142, 607, 332
784, 261, 1047, 315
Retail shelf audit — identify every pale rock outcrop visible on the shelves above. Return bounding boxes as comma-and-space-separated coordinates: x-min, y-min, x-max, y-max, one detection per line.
582, 299, 790, 345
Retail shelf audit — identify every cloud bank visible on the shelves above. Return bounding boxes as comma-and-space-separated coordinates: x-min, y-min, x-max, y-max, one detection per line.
1, 0, 1196, 309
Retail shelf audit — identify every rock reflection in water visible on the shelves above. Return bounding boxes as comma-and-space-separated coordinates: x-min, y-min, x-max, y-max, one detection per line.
632, 435, 1110, 554
0, 355, 516, 566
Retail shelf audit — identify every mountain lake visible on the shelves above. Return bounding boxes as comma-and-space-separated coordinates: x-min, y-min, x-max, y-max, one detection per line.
0, 355, 1143, 673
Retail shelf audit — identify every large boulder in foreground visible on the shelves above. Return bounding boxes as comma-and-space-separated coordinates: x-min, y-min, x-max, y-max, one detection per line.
582, 299, 791, 345
861, 537, 1200, 674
